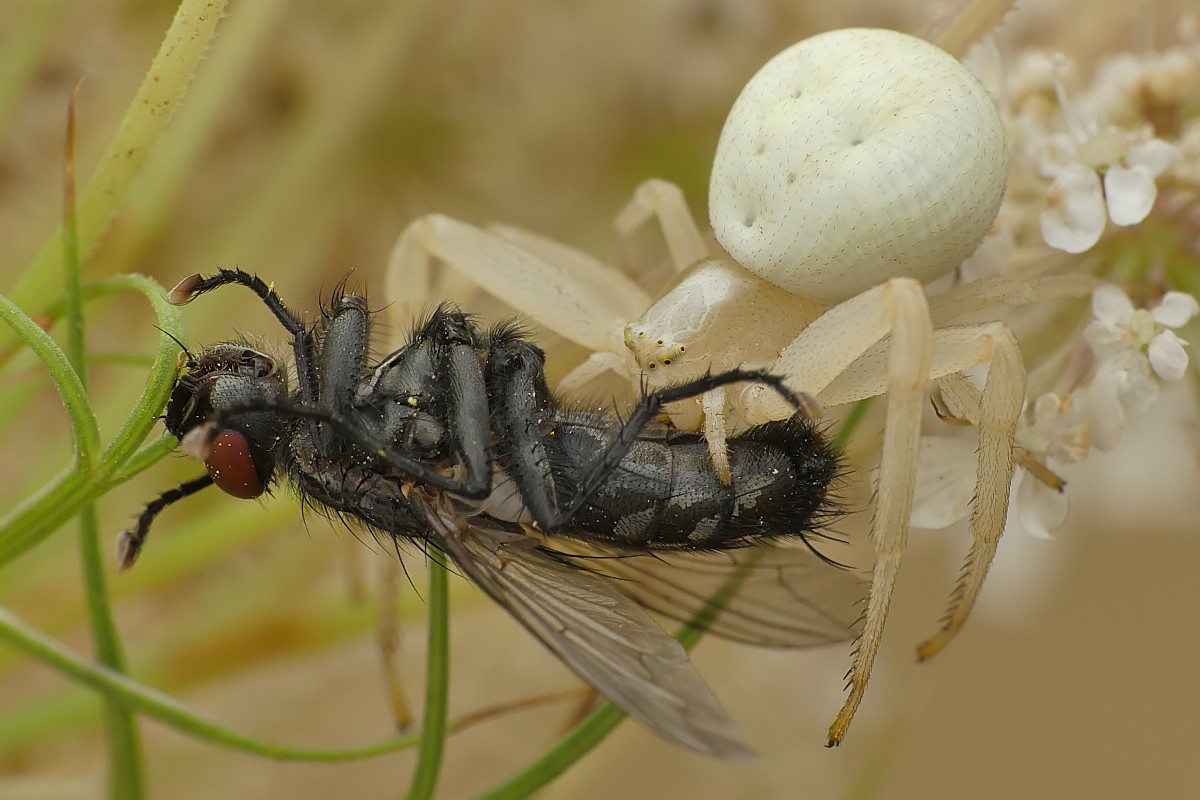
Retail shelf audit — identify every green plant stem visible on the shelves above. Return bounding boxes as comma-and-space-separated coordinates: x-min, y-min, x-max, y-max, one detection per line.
406, 553, 451, 800
106, 435, 179, 485
0, 605, 421, 762
63, 90, 145, 797
0, 293, 99, 464
79, 511, 144, 799
0, 276, 184, 569
479, 704, 628, 800
834, 398, 873, 449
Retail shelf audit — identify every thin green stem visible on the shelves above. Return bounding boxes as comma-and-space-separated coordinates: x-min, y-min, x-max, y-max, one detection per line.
78, 511, 144, 799
107, 435, 179, 486
62, 90, 145, 799
0, 294, 99, 465
406, 553, 451, 800
0, 276, 183, 569
92, 276, 185, 475
0, 289, 102, 614
63, 89, 85, 385
0, 605, 421, 762
479, 704, 629, 800
834, 398, 874, 449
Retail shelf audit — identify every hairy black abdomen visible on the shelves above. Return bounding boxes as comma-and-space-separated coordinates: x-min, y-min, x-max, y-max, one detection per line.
561, 416, 840, 550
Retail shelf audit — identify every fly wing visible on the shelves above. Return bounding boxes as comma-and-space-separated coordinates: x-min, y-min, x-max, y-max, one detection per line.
423, 507, 754, 760
551, 543, 867, 649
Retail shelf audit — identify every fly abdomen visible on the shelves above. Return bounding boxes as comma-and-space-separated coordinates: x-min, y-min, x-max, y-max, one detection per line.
561, 416, 840, 550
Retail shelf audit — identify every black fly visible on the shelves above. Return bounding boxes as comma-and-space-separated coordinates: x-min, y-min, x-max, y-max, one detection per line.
122, 268, 864, 758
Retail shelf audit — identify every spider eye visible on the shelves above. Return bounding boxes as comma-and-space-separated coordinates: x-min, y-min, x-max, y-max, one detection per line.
205, 429, 266, 499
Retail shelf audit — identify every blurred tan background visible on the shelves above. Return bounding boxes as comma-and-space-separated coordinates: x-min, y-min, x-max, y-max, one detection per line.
1, 1, 1198, 798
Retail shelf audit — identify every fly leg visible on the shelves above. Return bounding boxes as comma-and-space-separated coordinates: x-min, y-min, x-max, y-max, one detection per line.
298, 296, 494, 499
558, 369, 804, 524
170, 274, 497, 501
168, 270, 320, 406
116, 475, 215, 569
402, 308, 494, 497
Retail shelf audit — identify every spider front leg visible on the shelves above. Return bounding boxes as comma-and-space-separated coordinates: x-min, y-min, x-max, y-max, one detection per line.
916, 354, 1025, 660
385, 214, 644, 352
613, 178, 708, 276
384, 183, 713, 394
799, 279, 934, 748
811, 324, 1026, 667
740, 284, 1025, 744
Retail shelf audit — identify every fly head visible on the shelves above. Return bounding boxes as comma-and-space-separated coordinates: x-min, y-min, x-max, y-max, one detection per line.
165, 343, 287, 499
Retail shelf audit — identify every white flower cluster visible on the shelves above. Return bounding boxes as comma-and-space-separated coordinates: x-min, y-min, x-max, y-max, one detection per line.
993, 43, 1197, 256
1041, 46, 1194, 253
1082, 285, 1199, 448
912, 285, 1198, 539
907, 28, 1200, 544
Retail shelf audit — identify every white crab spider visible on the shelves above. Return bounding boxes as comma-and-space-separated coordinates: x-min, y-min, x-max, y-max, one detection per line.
386, 28, 1089, 745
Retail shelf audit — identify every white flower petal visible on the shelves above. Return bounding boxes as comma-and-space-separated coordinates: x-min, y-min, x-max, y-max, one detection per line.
1082, 319, 1125, 356
1048, 423, 1090, 464
1015, 473, 1070, 540
1032, 392, 1062, 421
1118, 360, 1159, 416
907, 437, 978, 529
1040, 165, 1106, 253
1090, 284, 1135, 326
1125, 138, 1181, 176
1148, 330, 1189, 381
1151, 291, 1200, 328
1084, 366, 1130, 451
1104, 164, 1157, 225
1039, 132, 1080, 178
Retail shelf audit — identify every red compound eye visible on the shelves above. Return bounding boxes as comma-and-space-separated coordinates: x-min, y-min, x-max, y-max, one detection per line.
204, 429, 265, 499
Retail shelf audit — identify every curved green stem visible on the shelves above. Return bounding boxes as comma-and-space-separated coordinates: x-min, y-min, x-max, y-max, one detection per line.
0, 294, 99, 465
0, 605, 422, 762
406, 552, 451, 799
0, 276, 184, 570
63, 88, 146, 798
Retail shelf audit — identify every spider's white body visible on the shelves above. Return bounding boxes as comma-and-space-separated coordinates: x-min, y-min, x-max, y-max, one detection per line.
385, 28, 1087, 745
710, 28, 1008, 302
